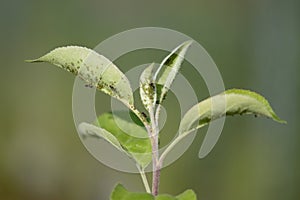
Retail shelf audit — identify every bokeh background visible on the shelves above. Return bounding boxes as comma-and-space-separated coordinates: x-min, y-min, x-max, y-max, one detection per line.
0, 0, 299, 199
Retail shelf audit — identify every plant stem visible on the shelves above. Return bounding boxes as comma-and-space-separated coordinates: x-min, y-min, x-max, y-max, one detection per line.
149, 107, 160, 196
152, 163, 161, 196
127, 103, 158, 194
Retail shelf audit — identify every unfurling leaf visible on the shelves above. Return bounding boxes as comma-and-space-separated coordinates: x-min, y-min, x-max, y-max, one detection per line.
110, 184, 197, 200
154, 41, 192, 105
179, 89, 286, 135
140, 63, 157, 112
27, 46, 134, 107
80, 112, 152, 168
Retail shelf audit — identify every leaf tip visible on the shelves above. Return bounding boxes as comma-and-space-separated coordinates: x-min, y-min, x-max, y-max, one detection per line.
110, 183, 128, 199
24, 59, 40, 63
114, 183, 125, 189
184, 39, 193, 46
179, 40, 193, 51
25, 55, 47, 63
272, 115, 287, 124
226, 88, 286, 124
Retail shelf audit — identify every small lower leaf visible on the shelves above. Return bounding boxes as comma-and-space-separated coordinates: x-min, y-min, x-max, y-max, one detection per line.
111, 184, 129, 200
110, 184, 197, 200
176, 189, 197, 200
111, 184, 154, 200
155, 194, 177, 200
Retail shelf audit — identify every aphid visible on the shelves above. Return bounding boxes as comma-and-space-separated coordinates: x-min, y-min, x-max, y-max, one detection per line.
149, 82, 155, 90
85, 84, 93, 88
141, 112, 148, 119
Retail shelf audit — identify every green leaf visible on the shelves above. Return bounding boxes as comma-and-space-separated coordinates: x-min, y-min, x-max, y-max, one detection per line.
176, 190, 197, 200
155, 194, 177, 200
111, 184, 154, 200
154, 41, 192, 105
27, 46, 134, 107
78, 112, 151, 168
179, 89, 286, 135
110, 184, 197, 200
97, 112, 152, 168
140, 63, 157, 112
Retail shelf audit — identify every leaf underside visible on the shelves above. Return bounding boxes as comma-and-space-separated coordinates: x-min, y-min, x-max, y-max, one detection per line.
78, 122, 129, 155
110, 184, 197, 200
27, 46, 134, 107
179, 89, 286, 135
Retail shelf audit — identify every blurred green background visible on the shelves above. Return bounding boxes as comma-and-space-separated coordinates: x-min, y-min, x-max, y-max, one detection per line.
0, 0, 299, 199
